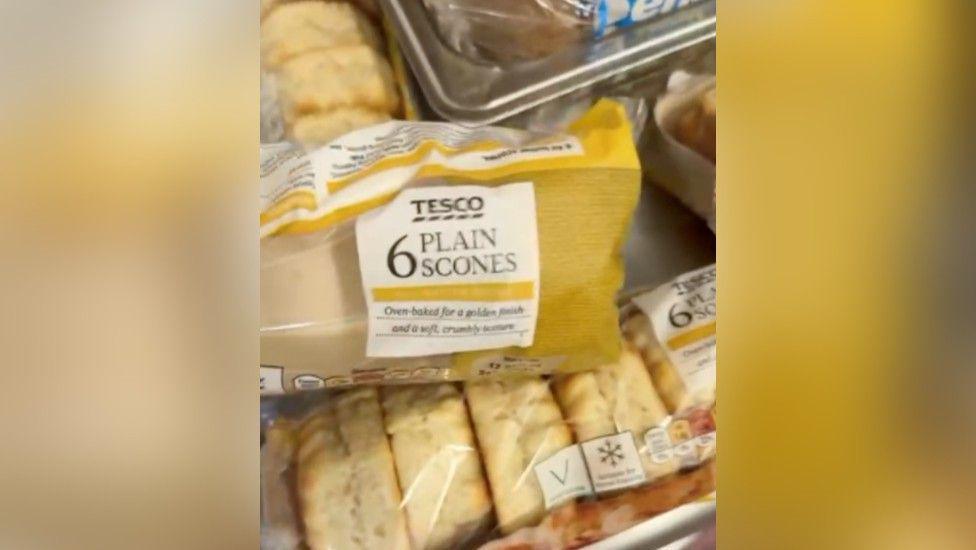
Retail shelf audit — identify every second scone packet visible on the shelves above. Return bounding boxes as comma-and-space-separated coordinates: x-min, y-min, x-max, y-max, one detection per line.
261, 99, 641, 392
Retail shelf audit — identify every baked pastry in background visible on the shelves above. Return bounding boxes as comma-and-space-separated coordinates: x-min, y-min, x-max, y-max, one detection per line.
261, 0, 284, 20
290, 107, 391, 147
261, 0, 402, 148
347, 0, 380, 19
278, 45, 399, 124
261, 1, 382, 68
675, 87, 716, 163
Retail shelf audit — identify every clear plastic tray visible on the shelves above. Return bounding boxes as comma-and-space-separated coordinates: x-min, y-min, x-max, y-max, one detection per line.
587, 500, 714, 549
379, 0, 715, 125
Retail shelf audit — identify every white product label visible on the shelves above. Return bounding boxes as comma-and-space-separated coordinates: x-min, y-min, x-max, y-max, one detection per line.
673, 440, 699, 468
595, 0, 704, 35
633, 264, 716, 400
259, 366, 285, 395
355, 182, 540, 358
643, 407, 717, 469
293, 374, 325, 391
320, 122, 582, 181
580, 432, 647, 493
534, 445, 594, 510
645, 427, 675, 464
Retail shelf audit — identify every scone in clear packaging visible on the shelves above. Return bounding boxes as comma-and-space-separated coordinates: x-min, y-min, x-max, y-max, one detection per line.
621, 263, 716, 413
260, 0, 422, 148
260, 337, 716, 550
261, 99, 641, 393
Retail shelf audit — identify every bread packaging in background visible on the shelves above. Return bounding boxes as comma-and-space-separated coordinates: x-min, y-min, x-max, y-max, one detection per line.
260, 0, 420, 148
421, 0, 708, 62
260, 263, 718, 548
260, 99, 642, 392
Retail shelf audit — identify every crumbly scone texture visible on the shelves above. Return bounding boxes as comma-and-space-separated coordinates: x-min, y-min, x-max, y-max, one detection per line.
554, 346, 677, 479
261, 1, 382, 69
296, 387, 410, 550
621, 312, 689, 413
278, 46, 399, 123
381, 383, 493, 550
290, 107, 391, 147
464, 378, 574, 535
260, 0, 282, 20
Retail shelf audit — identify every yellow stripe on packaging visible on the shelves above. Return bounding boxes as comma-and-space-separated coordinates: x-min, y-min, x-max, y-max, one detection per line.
666, 321, 717, 351
372, 281, 535, 302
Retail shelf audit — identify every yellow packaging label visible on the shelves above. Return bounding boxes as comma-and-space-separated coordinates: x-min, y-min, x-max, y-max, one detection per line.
260, 100, 640, 391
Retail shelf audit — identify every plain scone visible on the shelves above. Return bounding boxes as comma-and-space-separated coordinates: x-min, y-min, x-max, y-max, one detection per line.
296, 387, 410, 550
465, 378, 574, 534
290, 107, 391, 147
554, 346, 679, 481
620, 311, 691, 413
381, 384, 493, 550
261, 1, 382, 68
278, 46, 399, 123
260, 0, 283, 20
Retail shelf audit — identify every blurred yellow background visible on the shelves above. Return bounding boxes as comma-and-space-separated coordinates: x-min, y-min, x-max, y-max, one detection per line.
720, 0, 972, 548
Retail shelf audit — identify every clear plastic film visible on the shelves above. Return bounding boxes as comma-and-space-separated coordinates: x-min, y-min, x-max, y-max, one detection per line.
503, 95, 649, 145
421, 0, 592, 62
421, 0, 709, 63
621, 263, 716, 413
261, 421, 302, 550
260, 0, 419, 149
259, 333, 715, 550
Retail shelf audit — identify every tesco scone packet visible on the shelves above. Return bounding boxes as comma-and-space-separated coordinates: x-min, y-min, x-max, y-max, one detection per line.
259, 264, 719, 550
261, 99, 642, 393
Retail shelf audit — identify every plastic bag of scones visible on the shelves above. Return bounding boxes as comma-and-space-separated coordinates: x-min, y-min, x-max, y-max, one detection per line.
260, 99, 643, 393
261, 334, 716, 549
260, 0, 421, 147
